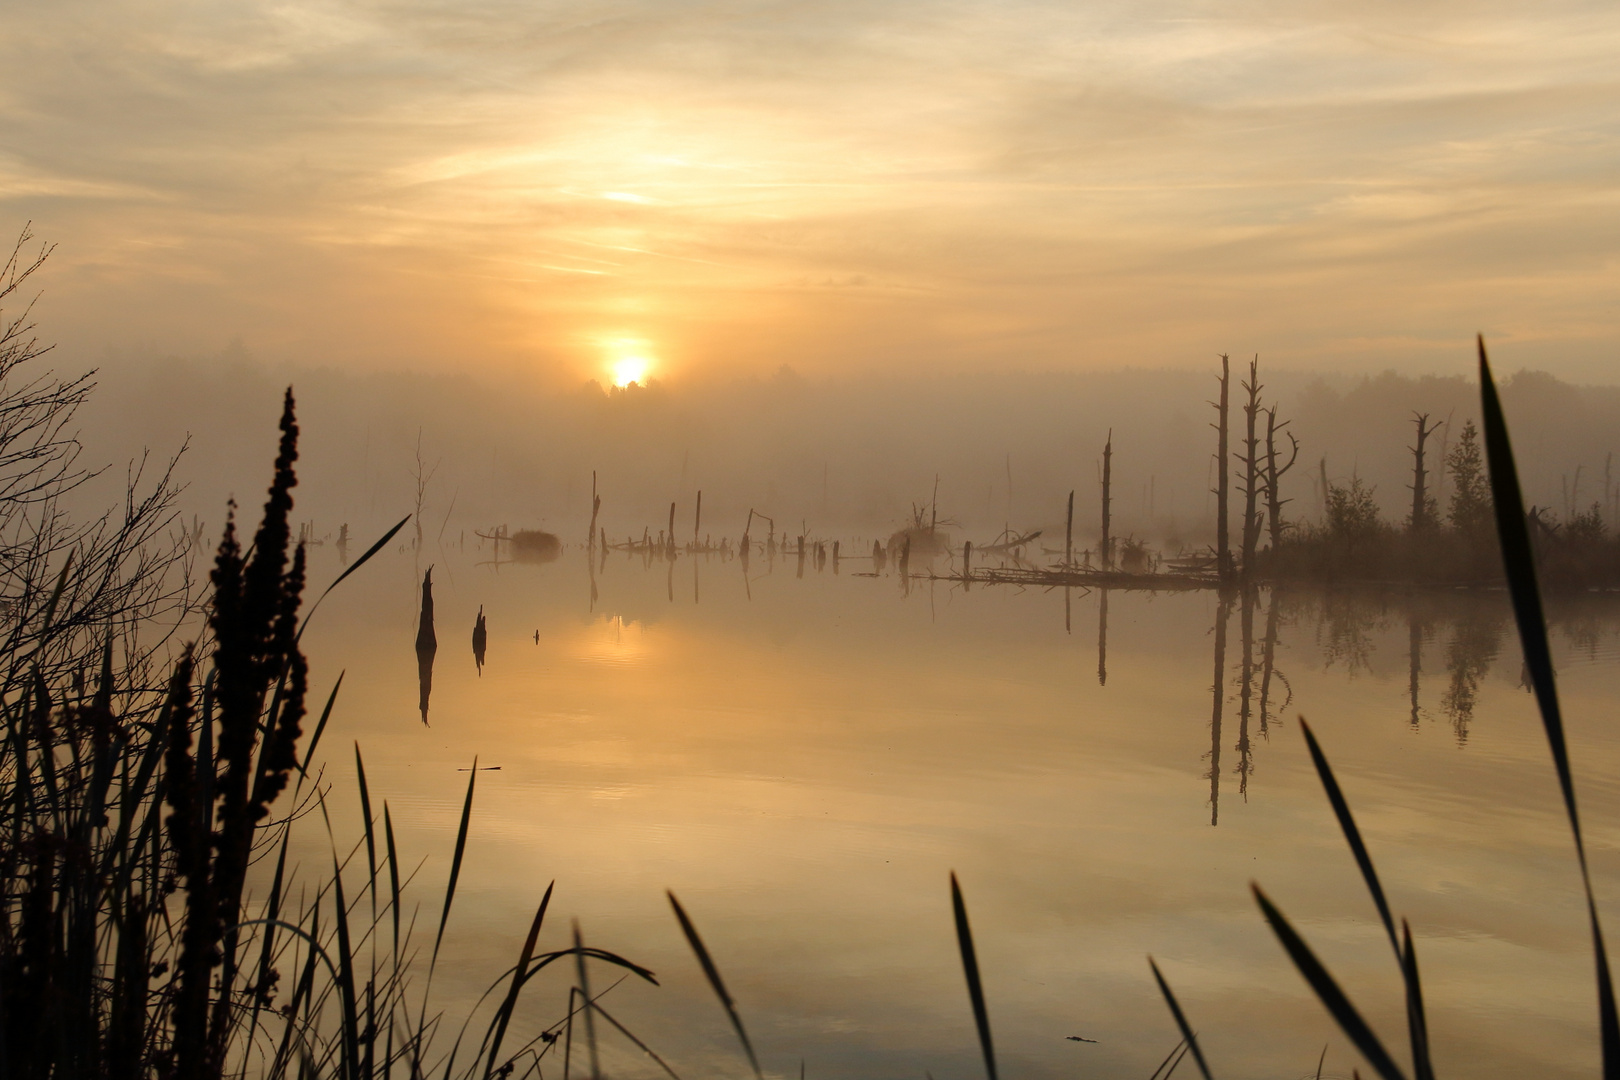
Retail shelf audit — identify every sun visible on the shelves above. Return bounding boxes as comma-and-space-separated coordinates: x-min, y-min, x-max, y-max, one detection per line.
611, 356, 652, 387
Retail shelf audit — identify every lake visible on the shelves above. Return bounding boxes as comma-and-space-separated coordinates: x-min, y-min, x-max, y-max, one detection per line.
291, 540, 1620, 1080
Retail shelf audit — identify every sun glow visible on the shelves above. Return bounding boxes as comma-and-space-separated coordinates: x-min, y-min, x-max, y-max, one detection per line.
611, 355, 652, 387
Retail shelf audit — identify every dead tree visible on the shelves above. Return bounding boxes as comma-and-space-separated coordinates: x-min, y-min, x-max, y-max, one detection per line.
1264, 406, 1300, 551
1065, 489, 1074, 568
1211, 354, 1232, 581
1239, 357, 1263, 577
1408, 413, 1442, 532
408, 430, 438, 550
1100, 432, 1113, 570
588, 470, 600, 549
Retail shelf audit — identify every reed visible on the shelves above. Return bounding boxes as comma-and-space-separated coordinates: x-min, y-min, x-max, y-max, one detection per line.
1175, 337, 1620, 1079
0, 391, 656, 1080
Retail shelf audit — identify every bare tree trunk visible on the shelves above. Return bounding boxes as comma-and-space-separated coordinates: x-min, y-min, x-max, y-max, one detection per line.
1065, 489, 1074, 568
1264, 407, 1298, 553
1100, 432, 1113, 570
1213, 355, 1231, 581
1409, 413, 1441, 531
1318, 456, 1329, 523
588, 470, 599, 550
1240, 357, 1262, 578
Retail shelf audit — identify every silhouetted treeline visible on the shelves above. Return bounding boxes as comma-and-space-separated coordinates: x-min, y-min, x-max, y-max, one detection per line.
76, 355, 1620, 580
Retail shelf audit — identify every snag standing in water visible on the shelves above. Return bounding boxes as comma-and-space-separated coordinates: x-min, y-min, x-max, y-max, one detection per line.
472, 605, 487, 674
416, 567, 437, 723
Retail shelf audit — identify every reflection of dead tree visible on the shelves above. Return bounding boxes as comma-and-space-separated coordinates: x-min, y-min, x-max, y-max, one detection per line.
1408, 609, 1425, 729
0, 225, 195, 699
1257, 587, 1291, 737
1235, 586, 1256, 799
1207, 590, 1233, 826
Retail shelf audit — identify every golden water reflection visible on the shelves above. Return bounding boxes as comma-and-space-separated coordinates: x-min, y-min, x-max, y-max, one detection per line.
294, 548, 1620, 1080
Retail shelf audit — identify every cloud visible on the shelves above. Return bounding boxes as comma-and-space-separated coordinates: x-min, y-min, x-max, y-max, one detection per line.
3, 0, 1619, 380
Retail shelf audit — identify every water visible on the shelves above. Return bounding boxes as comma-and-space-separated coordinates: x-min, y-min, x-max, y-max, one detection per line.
292, 542, 1620, 1080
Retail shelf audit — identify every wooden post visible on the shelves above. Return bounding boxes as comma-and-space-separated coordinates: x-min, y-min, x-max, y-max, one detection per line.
1100, 432, 1113, 571
694, 490, 702, 546
963, 540, 973, 582
667, 502, 676, 557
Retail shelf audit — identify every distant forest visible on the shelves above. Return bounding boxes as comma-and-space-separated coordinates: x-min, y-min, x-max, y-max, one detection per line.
78, 357, 1620, 558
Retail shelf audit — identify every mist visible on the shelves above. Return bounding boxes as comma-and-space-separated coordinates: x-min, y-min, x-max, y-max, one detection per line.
76, 351, 1620, 556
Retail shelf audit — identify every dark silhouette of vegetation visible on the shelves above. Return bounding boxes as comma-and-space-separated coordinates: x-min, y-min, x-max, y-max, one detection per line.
2, 387, 664, 1080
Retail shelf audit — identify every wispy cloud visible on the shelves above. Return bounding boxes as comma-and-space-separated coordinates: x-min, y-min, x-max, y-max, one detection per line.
3, 0, 1618, 380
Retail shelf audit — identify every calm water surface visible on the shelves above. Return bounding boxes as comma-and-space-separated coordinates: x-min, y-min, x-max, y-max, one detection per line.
292, 542, 1620, 1080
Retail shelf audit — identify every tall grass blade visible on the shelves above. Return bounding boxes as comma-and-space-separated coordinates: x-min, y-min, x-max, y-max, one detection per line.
1478, 334, 1620, 1077
332, 855, 362, 1080
589, 1000, 683, 1080
355, 743, 378, 916
574, 922, 601, 1080
1400, 922, 1433, 1080
384, 801, 402, 958
433, 758, 477, 971
1147, 1040, 1186, 1080
1299, 720, 1398, 955
563, 987, 576, 1080
1252, 885, 1407, 1080
1299, 719, 1432, 1078
245, 827, 294, 1042
298, 672, 344, 779
485, 883, 554, 1079
299, 514, 412, 638
949, 872, 998, 1080
666, 890, 762, 1079
1147, 959, 1214, 1080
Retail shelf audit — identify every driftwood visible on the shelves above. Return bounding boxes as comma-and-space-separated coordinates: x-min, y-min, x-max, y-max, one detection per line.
925, 564, 1214, 591
975, 528, 1042, 555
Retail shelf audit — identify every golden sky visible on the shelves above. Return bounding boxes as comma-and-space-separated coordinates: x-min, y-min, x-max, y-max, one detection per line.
4, 0, 1619, 382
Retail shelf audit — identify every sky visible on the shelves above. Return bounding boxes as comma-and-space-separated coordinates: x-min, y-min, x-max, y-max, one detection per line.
3, 0, 1619, 384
